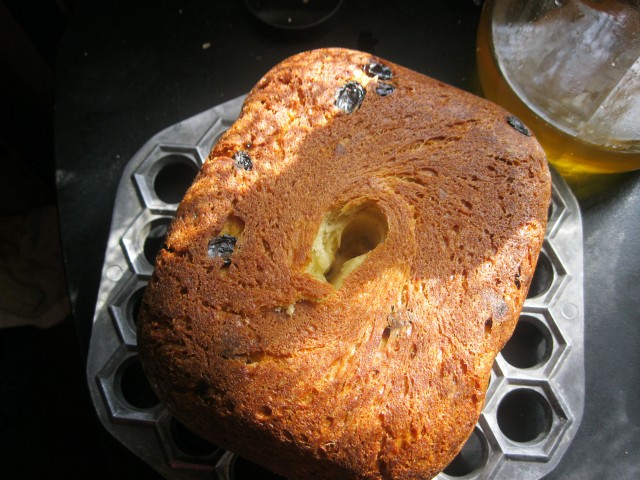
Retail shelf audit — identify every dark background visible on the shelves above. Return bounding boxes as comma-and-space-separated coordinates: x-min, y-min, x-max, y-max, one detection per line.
0, 0, 102, 478
1, 0, 639, 479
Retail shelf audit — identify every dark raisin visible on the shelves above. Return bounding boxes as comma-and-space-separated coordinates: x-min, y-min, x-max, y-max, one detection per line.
375, 82, 395, 97
506, 115, 532, 136
208, 234, 237, 266
335, 81, 365, 114
364, 62, 393, 80
493, 299, 508, 318
233, 151, 253, 171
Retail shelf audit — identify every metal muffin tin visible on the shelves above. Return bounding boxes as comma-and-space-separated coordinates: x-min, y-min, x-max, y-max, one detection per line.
87, 96, 584, 480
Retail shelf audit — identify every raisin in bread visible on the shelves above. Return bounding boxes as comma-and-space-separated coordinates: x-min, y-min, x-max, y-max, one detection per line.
138, 48, 551, 479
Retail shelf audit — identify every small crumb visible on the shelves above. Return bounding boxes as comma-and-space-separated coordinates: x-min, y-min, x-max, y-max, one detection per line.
202, 42, 211, 50
83, 51, 88, 57
178, 8, 182, 14
287, 17, 292, 23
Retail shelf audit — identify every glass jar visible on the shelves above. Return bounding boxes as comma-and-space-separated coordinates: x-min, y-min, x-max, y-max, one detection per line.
477, 0, 640, 175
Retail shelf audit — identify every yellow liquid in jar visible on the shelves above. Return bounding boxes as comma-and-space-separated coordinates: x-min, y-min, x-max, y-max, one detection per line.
476, 1, 640, 177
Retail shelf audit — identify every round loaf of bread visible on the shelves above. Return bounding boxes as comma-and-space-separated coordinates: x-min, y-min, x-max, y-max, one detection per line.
138, 48, 551, 479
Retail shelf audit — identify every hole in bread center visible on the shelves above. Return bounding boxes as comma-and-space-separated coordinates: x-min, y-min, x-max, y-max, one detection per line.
307, 201, 388, 288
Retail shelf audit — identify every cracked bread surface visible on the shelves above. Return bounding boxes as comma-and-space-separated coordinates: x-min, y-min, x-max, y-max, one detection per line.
138, 48, 551, 479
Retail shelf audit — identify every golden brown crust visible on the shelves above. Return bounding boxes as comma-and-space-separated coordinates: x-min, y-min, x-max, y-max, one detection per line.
138, 48, 551, 479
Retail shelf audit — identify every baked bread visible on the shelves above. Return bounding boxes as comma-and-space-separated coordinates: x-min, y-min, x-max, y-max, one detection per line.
138, 48, 551, 479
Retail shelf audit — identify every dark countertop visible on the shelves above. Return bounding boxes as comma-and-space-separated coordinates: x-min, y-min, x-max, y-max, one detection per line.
54, 1, 640, 478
